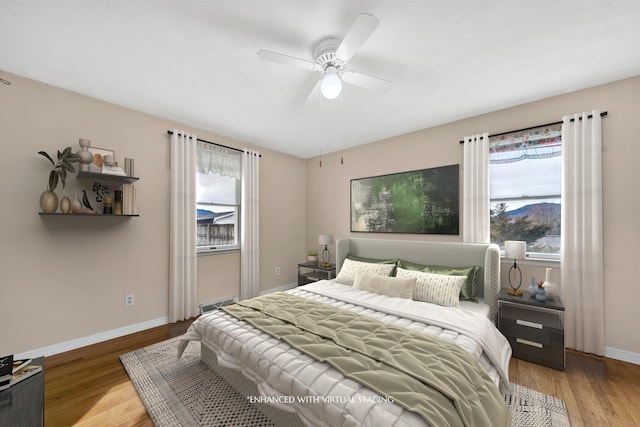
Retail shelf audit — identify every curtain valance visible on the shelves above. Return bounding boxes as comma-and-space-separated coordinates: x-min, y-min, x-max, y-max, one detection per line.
489, 123, 562, 164
197, 141, 241, 179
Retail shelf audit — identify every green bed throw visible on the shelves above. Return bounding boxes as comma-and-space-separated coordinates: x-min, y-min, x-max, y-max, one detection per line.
221, 292, 510, 427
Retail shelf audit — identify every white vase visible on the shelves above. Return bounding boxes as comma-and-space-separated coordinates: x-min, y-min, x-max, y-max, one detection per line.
39, 190, 58, 213
542, 267, 560, 300
71, 190, 82, 211
543, 281, 560, 300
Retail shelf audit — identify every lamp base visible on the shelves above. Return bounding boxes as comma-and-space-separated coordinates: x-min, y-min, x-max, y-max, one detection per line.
507, 288, 524, 296
319, 262, 332, 268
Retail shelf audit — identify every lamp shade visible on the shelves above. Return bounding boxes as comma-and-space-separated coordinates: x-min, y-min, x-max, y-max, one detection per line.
504, 240, 526, 260
318, 234, 334, 246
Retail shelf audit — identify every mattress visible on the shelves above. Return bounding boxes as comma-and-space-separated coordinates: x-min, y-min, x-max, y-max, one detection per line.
179, 281, 511, 426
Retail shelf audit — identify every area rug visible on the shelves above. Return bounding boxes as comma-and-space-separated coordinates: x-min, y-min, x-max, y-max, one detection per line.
121, 337, 570, 426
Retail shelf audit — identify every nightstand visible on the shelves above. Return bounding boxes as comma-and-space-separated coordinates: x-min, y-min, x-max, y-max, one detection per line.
498, 288, 565, 370
297, 262, 336, 286
0, 357, 44, 426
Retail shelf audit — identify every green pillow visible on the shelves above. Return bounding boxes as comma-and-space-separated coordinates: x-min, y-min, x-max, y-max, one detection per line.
397, 259, 480, 302
346, 254, 399, 264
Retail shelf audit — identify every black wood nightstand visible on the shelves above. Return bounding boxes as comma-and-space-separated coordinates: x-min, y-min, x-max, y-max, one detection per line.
297, 262, 336, 286
0, 356, 44, 426
498, 288, 565, 370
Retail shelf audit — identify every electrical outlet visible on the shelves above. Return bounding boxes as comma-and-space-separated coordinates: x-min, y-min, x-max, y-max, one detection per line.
125, 294, 135, 306
275, 267, 281, 275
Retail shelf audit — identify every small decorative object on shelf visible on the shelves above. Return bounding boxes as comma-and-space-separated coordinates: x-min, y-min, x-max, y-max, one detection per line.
37, 147, 79, 213
59, 195, 71, 213
72, 189, 97, 214
307, 250, 318, 265
77, 138, 93, 172
113, 190, 123, 215
124, 157, 135, 176
103, 197, 113, 214
71, 190, 82, 211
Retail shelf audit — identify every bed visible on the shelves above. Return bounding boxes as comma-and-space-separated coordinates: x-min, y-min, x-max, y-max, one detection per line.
179, 238, 511, 426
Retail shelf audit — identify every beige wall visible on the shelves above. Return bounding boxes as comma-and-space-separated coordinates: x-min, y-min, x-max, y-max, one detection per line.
0, 71, 306, 355
306, 75, 640, 360
2, 69, 638, 362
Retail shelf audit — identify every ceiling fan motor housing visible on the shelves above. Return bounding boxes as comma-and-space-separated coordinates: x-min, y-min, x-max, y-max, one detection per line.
314, 37, 343, 71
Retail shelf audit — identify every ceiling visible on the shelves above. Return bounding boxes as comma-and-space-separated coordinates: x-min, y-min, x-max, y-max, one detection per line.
1, 1, 640, 159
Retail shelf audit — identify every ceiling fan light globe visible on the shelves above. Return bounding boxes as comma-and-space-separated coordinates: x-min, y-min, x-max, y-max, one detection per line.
320, 74, 342, 99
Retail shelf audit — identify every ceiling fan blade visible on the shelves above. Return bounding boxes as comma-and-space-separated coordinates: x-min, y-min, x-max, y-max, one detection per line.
304, 79, 323, 107
257, 50, 316, 71
335, 13, 379, 63
342, 70, 393, 92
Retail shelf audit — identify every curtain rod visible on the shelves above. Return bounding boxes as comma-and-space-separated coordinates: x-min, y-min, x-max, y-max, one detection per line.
166, 130, 261, 157
458, 111, 608, 144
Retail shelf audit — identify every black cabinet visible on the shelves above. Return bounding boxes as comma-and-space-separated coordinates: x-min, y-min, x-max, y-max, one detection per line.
498, 288, 565, 370
0, 357, 44, 427
297, 263, 336, 286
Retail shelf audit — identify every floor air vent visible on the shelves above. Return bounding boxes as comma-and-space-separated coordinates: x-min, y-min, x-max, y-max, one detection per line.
200, 298, 236, 314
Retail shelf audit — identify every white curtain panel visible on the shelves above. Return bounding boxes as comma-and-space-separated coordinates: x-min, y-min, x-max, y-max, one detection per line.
241, 149, 260, 300
561, 110, 604, 355
462, 132, 490, 243
169, 130, 198, 322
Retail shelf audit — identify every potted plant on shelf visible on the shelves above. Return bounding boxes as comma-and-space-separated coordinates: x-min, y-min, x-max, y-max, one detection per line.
307, 250, 318, 265
38, 147, 80, 213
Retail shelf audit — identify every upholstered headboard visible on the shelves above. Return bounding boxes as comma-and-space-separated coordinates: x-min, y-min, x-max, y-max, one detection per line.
336, 238, 501, 322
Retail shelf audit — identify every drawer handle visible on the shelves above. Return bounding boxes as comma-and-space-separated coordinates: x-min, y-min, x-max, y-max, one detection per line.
516, 338, 543, 348
516, 319, 543, 329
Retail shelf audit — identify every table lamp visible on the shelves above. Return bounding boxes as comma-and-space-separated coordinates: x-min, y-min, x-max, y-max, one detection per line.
318, 234, 334, 267
504, 240, 526, 296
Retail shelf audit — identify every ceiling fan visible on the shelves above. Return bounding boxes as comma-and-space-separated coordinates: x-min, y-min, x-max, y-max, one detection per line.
257, 13, 392, 105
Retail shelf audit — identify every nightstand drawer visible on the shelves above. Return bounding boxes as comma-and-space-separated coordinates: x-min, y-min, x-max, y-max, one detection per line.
500, 306, 564, 346
507, 336, 565, 370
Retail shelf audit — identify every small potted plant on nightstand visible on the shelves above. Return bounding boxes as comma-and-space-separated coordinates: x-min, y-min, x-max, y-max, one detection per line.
307, 250, 318, 265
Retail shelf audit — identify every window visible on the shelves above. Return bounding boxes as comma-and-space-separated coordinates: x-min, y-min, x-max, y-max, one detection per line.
489, 124, 562, 258
196, 143, 241, 252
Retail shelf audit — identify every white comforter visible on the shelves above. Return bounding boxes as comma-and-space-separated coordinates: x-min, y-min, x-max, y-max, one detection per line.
179, 281, 512, 427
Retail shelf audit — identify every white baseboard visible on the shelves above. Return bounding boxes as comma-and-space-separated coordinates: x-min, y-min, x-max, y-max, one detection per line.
15, 316, 169, 359
605, 346, 640, 365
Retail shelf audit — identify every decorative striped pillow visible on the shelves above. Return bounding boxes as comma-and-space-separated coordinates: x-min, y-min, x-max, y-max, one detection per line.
395, 267, 467, 307
335, 258, 396, 286
353, 271, 416, 299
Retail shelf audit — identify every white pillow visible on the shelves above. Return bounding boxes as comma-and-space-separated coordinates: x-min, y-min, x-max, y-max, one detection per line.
395, 267, 467, 308
353, 271, 416, 299
335, 258, 395, 286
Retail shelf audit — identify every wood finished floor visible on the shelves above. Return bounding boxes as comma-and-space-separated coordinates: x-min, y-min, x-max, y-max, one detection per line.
44, 321, 640, 427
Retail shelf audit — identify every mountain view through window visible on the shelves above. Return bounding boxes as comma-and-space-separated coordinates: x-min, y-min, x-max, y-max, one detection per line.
489, 125, 562, 256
